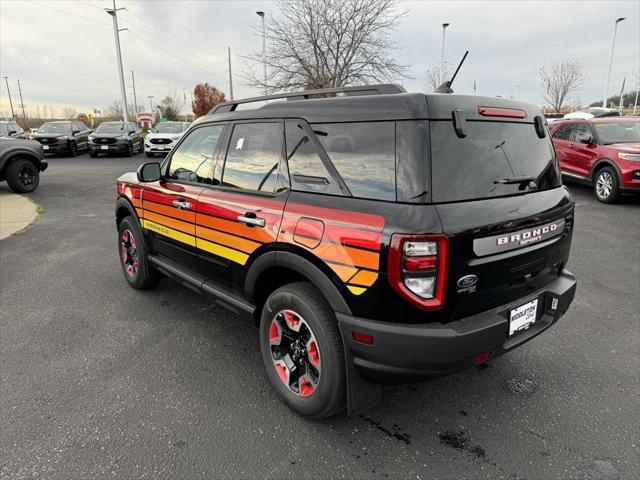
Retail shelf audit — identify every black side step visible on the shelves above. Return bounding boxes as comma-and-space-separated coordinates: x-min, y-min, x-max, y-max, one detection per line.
148, 255, 255, 320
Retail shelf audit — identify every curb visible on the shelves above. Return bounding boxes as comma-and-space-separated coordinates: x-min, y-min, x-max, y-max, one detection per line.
0, 189, 41, 240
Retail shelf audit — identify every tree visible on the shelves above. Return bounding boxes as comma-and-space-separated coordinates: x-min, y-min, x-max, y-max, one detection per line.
157, 95, 182, 121
539, 58, 585, 112
192, 83, 226, 117
425, 62, 452, 92
243, 0, 407, 92
105, 101, 139, 120
62, 106, 77, 120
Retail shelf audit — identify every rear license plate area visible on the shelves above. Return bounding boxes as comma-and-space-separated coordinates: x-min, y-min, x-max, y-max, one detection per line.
509, 298, 538, 336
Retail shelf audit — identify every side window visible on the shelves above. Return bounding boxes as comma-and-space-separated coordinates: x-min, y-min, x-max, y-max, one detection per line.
570, 124, 591, 143
553, 125, 571, 140
221, 122, 282, 192
284, 120, 342, 195
167, 124, 224, 184
314, 122, 396, 201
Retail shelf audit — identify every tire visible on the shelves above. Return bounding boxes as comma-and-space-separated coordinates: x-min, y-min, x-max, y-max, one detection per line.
594, 166, 620, 203
145, 152, 154, 158
126, 142, 134, 157
138, 141, 144, 153
117, 216, 161, 289
69, 142, 78, 157
259, 282, 346, 419
5, 158, 40, 193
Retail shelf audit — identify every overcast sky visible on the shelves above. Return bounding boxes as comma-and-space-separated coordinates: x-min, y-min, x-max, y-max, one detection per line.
1, 0, 638, 118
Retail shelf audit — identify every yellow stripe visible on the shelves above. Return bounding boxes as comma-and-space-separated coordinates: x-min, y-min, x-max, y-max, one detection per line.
347, 286, 367, 296
197, 238, 249, 265
142, 219, 196, 247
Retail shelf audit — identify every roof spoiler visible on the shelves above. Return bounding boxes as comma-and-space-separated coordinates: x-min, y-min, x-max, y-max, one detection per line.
209, 84, 407, 115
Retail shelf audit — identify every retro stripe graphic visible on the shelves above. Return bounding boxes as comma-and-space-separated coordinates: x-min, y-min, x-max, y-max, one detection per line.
124, 185, 385, 295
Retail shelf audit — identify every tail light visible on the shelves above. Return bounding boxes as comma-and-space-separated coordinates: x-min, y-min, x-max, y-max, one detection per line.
388, 234, 448, 310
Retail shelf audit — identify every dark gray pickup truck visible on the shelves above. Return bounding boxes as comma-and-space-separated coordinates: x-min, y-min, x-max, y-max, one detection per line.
0, 138, 48, 193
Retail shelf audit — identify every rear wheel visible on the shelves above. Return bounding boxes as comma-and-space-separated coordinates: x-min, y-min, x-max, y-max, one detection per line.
69, 142, 78, 157
118, 216, 160, 289
594, 166, 620, 203
259, 282, 346, 419
5, 158, 39, 193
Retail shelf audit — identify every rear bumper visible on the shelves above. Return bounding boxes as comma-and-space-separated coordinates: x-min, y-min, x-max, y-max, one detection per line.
337, 270, 577, 383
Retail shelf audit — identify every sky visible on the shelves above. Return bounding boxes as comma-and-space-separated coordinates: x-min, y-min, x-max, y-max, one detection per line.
0, 0, 638, 119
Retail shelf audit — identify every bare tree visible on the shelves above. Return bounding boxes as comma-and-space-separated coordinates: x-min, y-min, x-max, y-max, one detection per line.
539, 58, 585, 112
62, 106, 77, 120
244, 0, 408, 92
425, 62, 453, 92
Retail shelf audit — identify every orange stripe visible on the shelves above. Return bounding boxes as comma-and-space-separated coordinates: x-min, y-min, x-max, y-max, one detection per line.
135, 208, 144, 218
144, 200, 194, 223
131, 198, 141, 208
196, 214, 274, 244
349, 270, 379, 287
328, 263, 359, 282
144, 210, 194, 235
196, 225, 261, 254
313, 242, 380, 270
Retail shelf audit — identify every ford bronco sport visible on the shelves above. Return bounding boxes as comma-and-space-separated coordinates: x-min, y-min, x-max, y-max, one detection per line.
115, 84, 577, 418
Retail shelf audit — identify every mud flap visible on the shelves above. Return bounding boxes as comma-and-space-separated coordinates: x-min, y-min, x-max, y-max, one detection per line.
338, 319, 382, 416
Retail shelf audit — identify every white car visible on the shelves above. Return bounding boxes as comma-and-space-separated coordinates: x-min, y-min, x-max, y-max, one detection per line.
145, 121, 191, 157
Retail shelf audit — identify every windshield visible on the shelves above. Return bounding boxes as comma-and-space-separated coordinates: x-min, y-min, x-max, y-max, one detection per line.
38, 123, 71, 134
96, 122, 126, 133
155, 123, 184, 134
430, 120, 561, 202
594, 122, 640, 144
0, 124, 8, 136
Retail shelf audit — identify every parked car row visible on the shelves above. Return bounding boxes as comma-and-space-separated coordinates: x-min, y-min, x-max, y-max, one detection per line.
23, 120, 191, 158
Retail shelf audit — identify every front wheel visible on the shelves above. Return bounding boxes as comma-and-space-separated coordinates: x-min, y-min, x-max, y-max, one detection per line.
118, 216, 160, 289
126, 142, 134, 157
145, 152, 154, 158
594, 167, 620, 203
5, 158, 40, 193
259, 282, 346, 419
69, 142, 78, 157
138, 141, 144, 153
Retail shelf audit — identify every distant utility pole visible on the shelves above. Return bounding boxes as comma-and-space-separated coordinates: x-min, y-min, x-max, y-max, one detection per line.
618, 76, 625, 112
602, 17, 625, 108
3, 77, 15, 118
106, 0, 129, 122
228, 46, 234, 101
148, 95, 154, 121
183, 88, 187, 122
17, 79, 27, 121
256, 11, 267, 95
473, 80, 477, 95
131, 70, 138, 119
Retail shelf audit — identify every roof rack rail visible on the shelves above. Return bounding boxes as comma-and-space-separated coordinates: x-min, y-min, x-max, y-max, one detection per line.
209, 84, 407, 115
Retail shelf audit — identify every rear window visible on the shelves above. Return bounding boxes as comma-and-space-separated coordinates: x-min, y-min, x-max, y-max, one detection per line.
430, 120, 561, 203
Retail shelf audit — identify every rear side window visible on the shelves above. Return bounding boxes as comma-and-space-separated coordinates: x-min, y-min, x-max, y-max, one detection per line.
221, 122, 282, 192
313, 122, 396, 201
552, 124, 572, 140
430, 120, 560, 203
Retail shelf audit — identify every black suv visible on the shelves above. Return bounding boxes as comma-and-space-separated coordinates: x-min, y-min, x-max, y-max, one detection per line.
32, 121, 91, 156
0, 121, 26, 139
115, 85, 577, 418
89, 121, 144, 157
0, 138, 47, 193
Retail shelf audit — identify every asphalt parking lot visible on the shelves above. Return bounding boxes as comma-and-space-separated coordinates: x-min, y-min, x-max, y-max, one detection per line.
1, 153, 638, 479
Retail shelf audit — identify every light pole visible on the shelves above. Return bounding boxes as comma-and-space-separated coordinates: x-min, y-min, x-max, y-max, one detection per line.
440, 23, 450, 76
602, 17, 625, 108
147, 95, 154, 122
105, 0, 128, 122
256, 11, 267, 95
3, 77, 15, 119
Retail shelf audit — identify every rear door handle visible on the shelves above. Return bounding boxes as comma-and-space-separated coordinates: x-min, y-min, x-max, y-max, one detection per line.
238, 213, 265, 228
172, 198, 192, 210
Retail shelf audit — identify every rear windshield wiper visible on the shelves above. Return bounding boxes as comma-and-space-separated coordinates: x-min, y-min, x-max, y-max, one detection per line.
493, 176, 538, 190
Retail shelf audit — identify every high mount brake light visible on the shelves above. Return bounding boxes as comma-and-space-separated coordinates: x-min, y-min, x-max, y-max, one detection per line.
477, 106, 527, 119
388, 234, 448, 310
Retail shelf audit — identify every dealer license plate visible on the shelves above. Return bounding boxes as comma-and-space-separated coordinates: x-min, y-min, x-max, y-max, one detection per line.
509, 299, 538, 336
101, 145, 109, 150
42, 145, 49, 150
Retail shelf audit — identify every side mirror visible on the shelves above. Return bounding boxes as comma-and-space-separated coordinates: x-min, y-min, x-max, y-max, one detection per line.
136, 162, 161, 182
72, 129, 80, 135
8, 130, 16, 136
580, 136, 594, 145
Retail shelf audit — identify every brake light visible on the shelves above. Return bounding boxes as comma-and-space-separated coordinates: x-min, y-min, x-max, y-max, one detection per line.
477, 106, 526, 119
388, 234, 448, 310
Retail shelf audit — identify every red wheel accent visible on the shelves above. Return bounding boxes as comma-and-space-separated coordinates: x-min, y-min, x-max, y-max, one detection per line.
307, 340, 320, 368
274, 360, 290, 385
269, 320, 282, 345
120, 228, 139, 279
299, 375, 315, 397
284, 311, 300, 330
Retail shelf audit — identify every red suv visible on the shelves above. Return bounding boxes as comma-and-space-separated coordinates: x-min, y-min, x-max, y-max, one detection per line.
550, 117, 640, 202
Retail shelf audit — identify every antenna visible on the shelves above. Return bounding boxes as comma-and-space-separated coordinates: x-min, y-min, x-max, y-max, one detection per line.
435, 50, 469, 94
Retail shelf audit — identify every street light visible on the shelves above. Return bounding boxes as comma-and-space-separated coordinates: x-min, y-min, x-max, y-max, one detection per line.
147, 95, 154, 122
440, 23, 450, 74
105, 0, 128, 122
602, 17, 626, 108
256, 11, 267, 95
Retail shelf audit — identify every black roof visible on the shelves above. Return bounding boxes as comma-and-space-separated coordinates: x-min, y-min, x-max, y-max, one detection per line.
195, 86, 542, 125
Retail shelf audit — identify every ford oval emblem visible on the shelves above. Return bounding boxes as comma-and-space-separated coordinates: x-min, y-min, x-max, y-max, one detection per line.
457, 275, 478, 288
